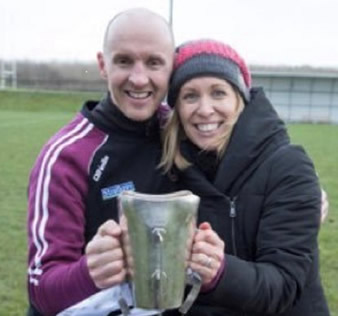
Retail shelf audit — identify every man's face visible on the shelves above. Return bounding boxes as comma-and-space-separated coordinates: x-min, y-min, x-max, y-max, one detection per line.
98, 18, 174, 122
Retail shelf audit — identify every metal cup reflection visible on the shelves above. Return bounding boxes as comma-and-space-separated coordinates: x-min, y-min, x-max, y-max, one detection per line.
118, 190, 200, 310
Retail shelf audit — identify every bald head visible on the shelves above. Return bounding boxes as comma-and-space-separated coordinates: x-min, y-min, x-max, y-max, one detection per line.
103, 8, 175, 55
96, 8, 175, 122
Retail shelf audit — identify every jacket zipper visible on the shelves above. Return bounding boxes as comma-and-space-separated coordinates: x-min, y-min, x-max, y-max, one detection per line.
229, 196, 238, 257
229, 196, 248, 316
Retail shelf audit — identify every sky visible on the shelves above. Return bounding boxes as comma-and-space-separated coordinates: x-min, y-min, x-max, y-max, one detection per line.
1, 0, 338, 67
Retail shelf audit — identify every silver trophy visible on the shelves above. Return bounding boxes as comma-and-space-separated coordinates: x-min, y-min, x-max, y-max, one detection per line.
118, 190, 201, 314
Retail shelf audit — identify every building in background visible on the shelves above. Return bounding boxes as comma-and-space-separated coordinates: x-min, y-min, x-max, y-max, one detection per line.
252, 66, 338, 124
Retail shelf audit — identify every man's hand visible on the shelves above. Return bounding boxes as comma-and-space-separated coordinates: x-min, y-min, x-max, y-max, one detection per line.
85, 220, 126, 289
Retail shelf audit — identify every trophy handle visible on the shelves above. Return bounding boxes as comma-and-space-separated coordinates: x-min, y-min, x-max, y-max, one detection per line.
118, 269, 201, 315
178, 268, 202, 314
118, 296, 130, 316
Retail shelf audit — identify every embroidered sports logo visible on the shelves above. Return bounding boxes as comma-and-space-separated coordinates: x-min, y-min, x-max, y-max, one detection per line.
93, 155, 109, 182
101, 181, 135, 200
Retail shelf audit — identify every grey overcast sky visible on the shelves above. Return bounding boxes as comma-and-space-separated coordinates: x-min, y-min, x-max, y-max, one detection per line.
1, 0, 337, 67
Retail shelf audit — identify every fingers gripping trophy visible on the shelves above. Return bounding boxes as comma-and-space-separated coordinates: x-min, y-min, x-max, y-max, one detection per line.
118, 190, 202, 315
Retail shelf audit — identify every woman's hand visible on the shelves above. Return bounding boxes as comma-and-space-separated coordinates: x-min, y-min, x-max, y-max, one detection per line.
85, 220, 127, 289
189, 222, 225, 285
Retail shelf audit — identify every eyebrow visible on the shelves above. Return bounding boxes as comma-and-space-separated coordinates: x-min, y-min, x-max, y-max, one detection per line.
147, 53, 167, 62
180, 86, 196, 92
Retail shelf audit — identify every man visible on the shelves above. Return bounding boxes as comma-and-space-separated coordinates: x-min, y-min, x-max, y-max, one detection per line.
27, 8, 175, 315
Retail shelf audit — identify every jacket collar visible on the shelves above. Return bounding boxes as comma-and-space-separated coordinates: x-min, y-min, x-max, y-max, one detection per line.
180, 88, 289, 196
214, 87, 289, 194
82, 93, 161, 138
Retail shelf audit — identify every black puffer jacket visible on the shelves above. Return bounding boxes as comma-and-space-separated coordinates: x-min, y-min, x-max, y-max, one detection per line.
167, 88, 330, 316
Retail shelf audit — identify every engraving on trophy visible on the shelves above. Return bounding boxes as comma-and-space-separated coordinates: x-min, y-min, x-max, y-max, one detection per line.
151, 226, 168, 306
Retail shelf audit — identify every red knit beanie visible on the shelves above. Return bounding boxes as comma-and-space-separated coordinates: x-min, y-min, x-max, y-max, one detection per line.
167, 39, 251, 107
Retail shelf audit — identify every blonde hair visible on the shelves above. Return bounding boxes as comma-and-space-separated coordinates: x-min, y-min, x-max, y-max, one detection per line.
159, 89, 245, 173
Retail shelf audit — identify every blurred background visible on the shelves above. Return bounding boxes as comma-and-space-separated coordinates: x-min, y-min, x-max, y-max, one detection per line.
1, 0, 338, 123
0, 1, 337, 314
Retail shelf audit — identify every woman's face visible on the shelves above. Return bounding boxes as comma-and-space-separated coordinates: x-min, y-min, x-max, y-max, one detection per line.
177, 76, 239, 151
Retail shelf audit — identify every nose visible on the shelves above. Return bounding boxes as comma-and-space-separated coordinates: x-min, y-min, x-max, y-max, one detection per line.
128, 62, 149, 88
196, 96, 214, 117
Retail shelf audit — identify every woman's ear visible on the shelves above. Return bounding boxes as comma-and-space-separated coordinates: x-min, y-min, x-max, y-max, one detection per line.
97, 52, 107, 79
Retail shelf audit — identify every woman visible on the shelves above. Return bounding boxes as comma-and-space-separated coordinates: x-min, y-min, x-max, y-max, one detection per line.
160, 39, 330, 315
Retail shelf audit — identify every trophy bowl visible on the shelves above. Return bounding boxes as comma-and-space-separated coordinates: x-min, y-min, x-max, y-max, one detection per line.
118, 190, 200, 310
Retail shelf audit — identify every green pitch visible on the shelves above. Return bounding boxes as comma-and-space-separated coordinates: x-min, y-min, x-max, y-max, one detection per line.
0, 90, 337, 315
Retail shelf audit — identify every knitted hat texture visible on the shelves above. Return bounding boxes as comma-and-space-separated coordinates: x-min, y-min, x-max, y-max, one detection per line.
167, 39, 251, 107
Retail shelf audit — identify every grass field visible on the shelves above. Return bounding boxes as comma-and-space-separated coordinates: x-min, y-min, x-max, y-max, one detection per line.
0, 90, 337, 315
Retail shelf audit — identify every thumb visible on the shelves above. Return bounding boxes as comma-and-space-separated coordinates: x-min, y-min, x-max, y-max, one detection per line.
198, 221, 212, 230
98, 219, 121, 237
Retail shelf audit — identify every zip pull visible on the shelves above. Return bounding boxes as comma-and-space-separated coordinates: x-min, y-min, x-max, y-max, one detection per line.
229, 197, 237, 218
228, 196, 238, 256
